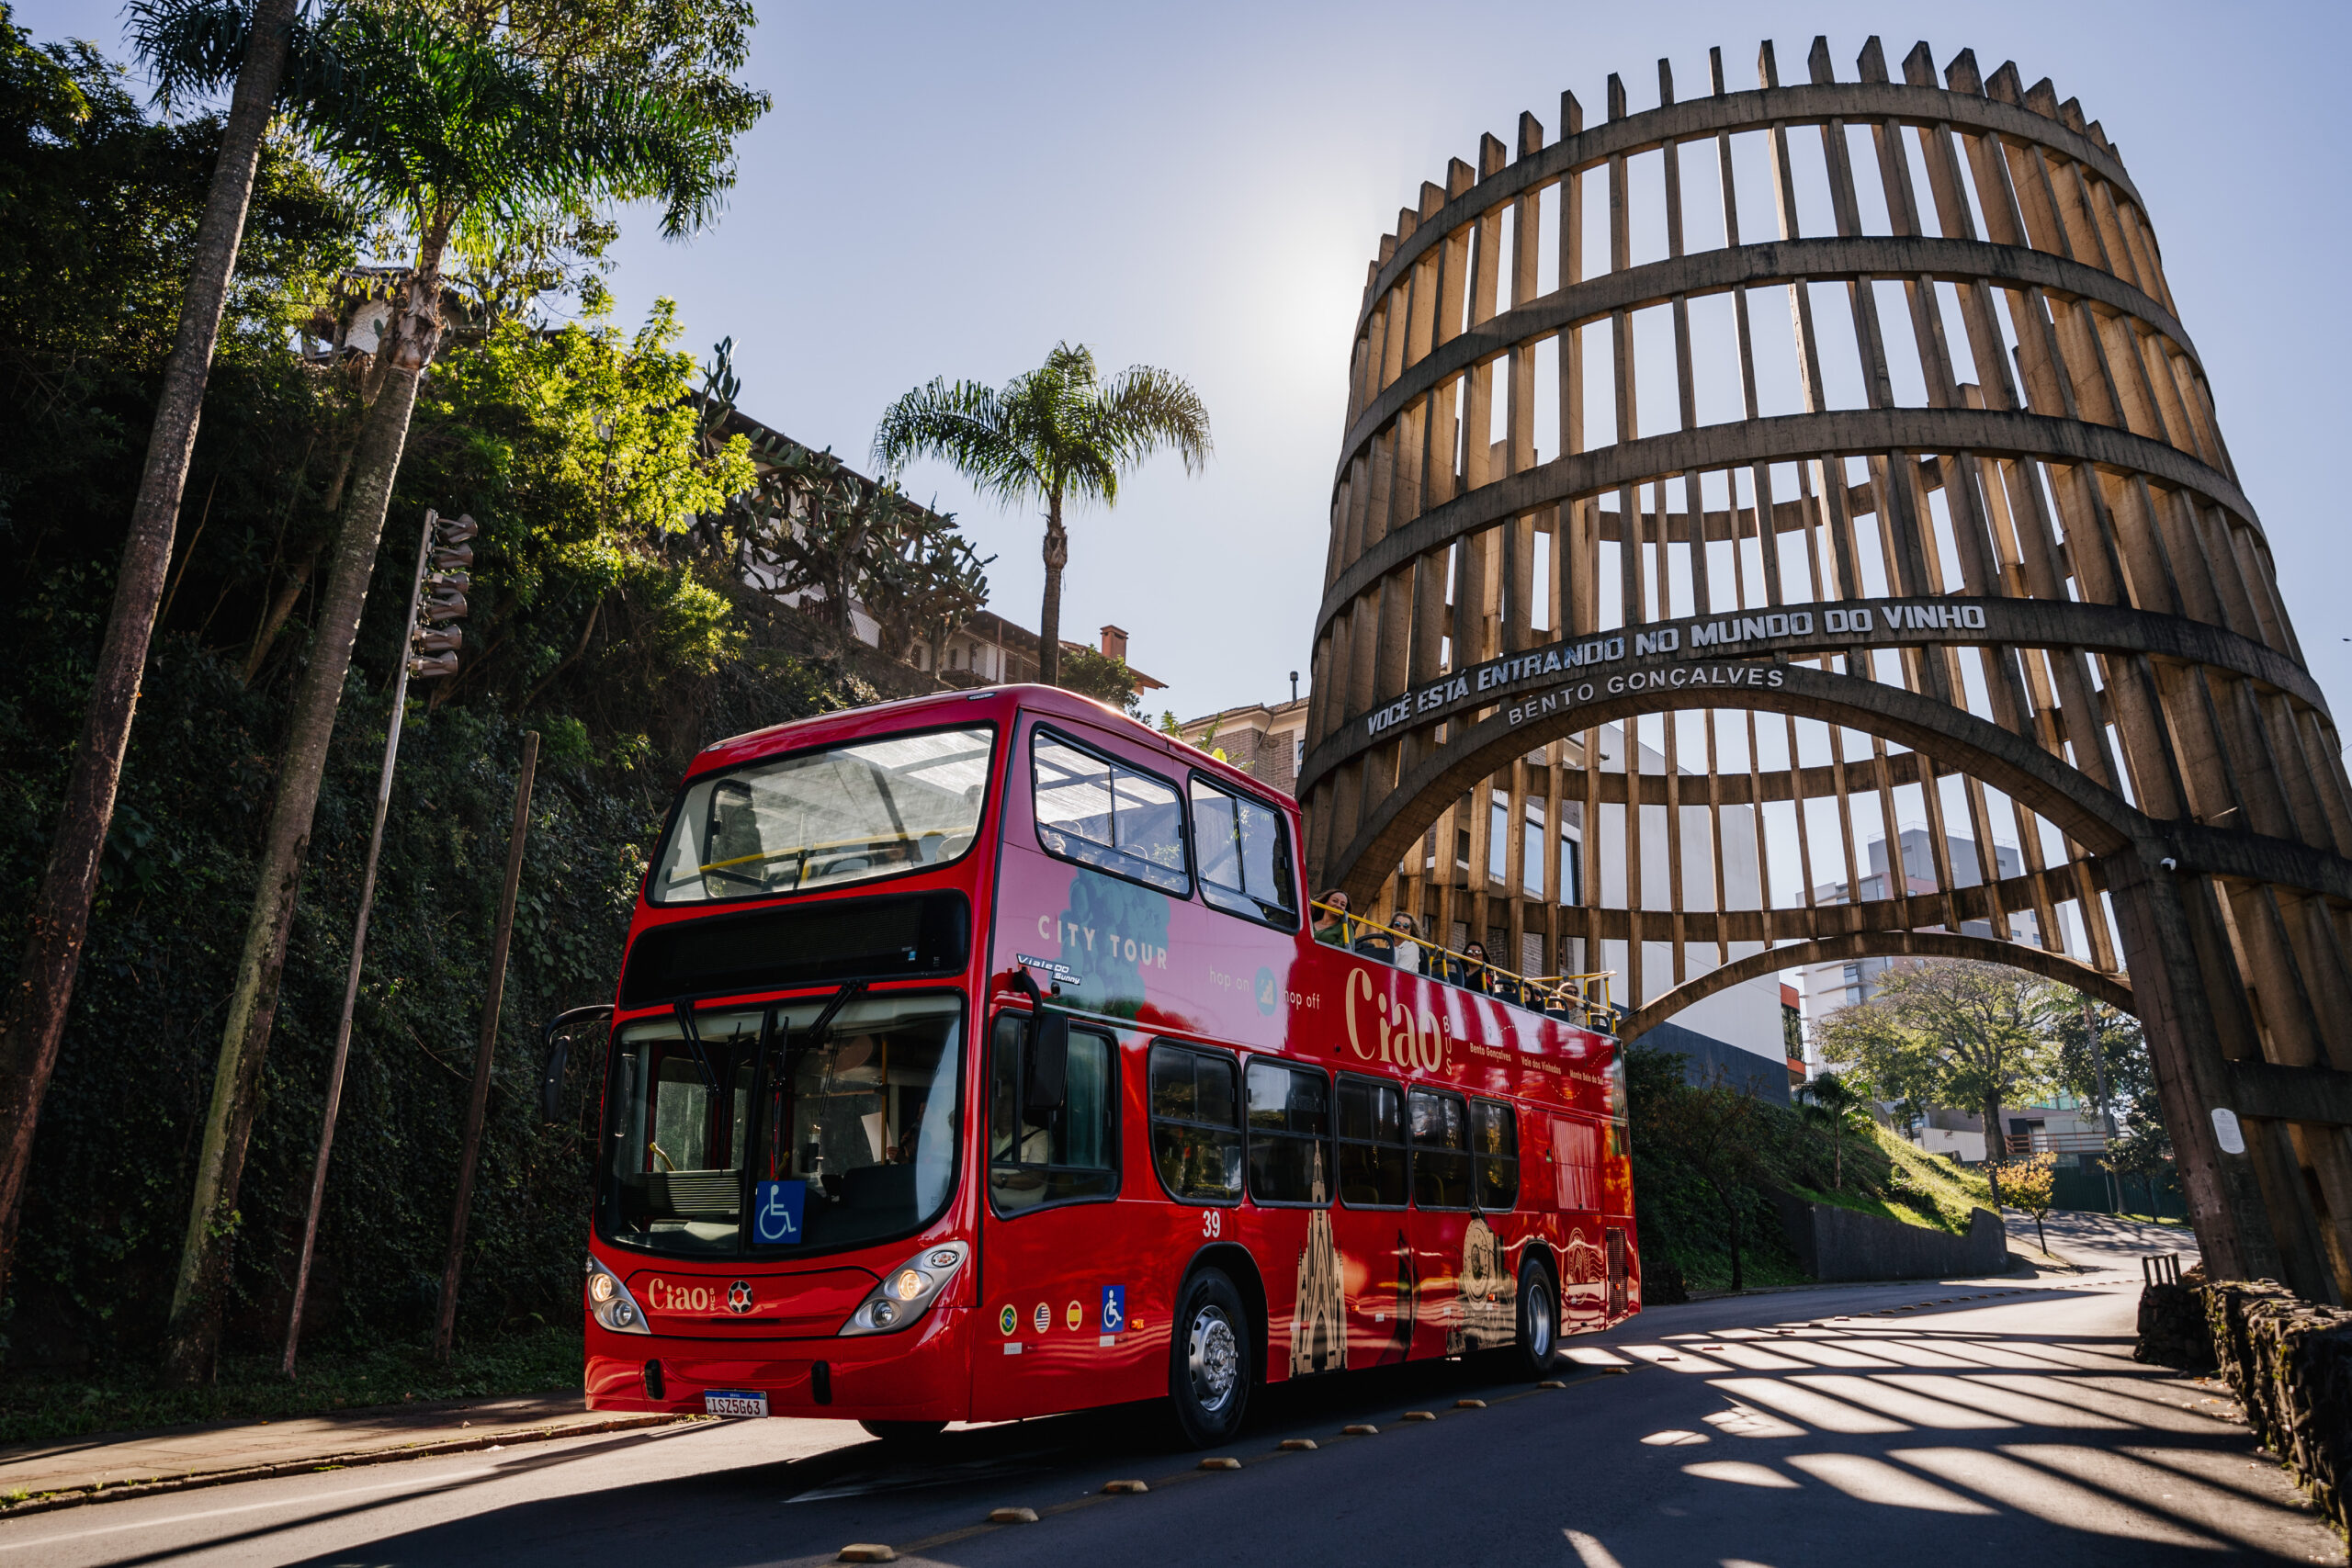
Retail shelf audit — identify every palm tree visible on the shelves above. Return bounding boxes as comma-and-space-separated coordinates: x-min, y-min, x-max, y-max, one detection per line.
159, 0, 767, 1383
0, 0, 300, 1302
1796, 1070, 1871, 1190
872, 344, 1209, 688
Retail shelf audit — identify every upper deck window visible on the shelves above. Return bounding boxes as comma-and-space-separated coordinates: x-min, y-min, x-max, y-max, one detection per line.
1032, 729, 1189, 896
648, 726, 995, 905
1190, 778, 1297, 928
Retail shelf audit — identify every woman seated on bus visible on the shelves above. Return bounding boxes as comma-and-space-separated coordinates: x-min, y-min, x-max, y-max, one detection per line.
1312, 890, 1353, 947
1386, 913, 1424, 975
1457, 941, 1495, 994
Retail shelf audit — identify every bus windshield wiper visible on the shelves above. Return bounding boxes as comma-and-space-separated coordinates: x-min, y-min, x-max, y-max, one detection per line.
801, 979, 868, 1049
671, 999, 720, 1100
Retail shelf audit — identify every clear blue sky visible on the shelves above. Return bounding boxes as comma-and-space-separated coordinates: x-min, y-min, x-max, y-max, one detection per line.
20, 0, 2352, 731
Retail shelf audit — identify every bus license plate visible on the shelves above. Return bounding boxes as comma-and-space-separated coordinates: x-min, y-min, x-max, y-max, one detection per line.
703, 1389, 768, 1418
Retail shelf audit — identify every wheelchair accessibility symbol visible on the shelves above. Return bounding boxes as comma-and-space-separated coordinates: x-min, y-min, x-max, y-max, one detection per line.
753, 1179, 805, 1245
1101, 1284, 1125, 1334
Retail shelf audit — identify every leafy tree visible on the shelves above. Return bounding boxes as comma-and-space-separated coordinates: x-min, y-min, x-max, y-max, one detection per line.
401, 298, 754, 718
1057, 645, 1142, 716
1643, 1064, 1773, 1292
2004, 1148, 2059, 1255
872, 343, 1209, 688
1795, 1070, 1871, 1191
162, 0, 768, 1382
1812, 959, 2058, 1208
0, 0, 309, 1294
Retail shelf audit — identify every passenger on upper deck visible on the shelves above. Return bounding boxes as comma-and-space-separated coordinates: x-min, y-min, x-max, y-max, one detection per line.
1385, 913, 1423, 976
1458, 941, 1495, 994
1312, 890, 1352, 947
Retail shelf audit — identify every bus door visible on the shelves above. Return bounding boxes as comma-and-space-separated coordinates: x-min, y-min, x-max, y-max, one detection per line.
971, 1008, 1130, 1420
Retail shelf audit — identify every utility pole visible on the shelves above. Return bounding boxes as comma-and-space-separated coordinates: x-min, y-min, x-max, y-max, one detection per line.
435, 729, 539, 1360
281, 511, 473, 1376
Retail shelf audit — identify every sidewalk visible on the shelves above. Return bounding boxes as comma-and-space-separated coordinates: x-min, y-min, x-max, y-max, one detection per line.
0, 1392, 692, 1516
2003, 1207, 2199, 1272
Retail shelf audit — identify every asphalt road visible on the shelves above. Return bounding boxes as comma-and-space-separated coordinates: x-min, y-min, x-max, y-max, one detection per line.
3, 1269, 2334, 1568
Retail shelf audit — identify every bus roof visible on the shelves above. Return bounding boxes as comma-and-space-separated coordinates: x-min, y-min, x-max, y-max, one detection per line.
687, 684, 1283, 802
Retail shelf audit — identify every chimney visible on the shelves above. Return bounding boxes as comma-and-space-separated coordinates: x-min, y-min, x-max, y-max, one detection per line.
1099, 625, 1128, 661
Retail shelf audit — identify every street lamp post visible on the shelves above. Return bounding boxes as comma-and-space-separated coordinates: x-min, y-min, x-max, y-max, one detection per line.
280, 509, 474, 1376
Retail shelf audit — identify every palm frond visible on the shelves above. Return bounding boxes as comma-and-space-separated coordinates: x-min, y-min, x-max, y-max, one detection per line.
871, 378, 1045, 507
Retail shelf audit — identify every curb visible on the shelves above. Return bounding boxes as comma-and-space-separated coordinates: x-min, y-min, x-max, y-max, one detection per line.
0, 1411, 704, 1519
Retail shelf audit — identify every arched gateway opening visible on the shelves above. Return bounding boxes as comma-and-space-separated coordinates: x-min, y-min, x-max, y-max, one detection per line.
1296, 35, 2352, 1303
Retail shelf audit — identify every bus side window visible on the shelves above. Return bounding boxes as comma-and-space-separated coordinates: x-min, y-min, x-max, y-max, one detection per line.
989, 1013, 1117, 1215
1554, 1116, 1600, 1211
1244, 1058, 1330, 1205
1189, 777, 1299, 929
1408, 1089, 1471, 1210
1472, 1099, 1519, 1212
1335, 1075, 1406, 1208
1032, 729, 1190, 896
1148, 1043, 1241, 1202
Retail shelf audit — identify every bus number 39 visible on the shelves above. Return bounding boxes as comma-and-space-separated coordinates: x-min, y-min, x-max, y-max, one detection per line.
1201, 1210, 1222, 1238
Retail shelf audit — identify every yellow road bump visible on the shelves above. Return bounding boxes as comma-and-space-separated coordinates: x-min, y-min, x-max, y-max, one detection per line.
1402, 1411, 1437, 1422
1199, 1457, 1241, 1471
1102, 1479, 1149, 1495
1342, 1423, 1380, 1436
837, 1548, 895, 1563
1455, 1399, 1487, 1409
1538, 1380, 1567, 1389
986, 1507, 1038, 1524
1601, 1366, 1633, 1375
1279, 1438, 1319, 1450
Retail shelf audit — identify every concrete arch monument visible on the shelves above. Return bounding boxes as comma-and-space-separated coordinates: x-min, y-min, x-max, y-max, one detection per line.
1297, 36, 2352, 1299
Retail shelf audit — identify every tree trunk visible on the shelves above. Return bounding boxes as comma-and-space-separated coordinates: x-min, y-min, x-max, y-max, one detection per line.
1036, 487, 1066, 687
1984, 1094, 2006, 1209
162, 259, 441, 1385
0, 0, 299, 1295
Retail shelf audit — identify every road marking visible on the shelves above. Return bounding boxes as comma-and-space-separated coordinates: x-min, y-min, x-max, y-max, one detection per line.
0, 1466, 498, 1549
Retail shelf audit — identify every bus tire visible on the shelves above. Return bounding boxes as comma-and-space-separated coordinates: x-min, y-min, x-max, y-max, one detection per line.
1514, 1258, 1560, 1379
1169, 1267, 1251, 1448
859, 1419, 946, 1445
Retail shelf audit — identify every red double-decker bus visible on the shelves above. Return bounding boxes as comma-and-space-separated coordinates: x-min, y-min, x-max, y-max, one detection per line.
575, 684, 1637, 1446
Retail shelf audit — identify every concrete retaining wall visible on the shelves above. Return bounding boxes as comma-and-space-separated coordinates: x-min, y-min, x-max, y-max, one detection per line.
1772, 1194, 2009, 1282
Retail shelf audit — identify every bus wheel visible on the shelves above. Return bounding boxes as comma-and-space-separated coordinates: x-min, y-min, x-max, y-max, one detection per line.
1169, 1268, 1250, 1448
859, 1419, 946, 1445
1514, 1260, 1559, 1379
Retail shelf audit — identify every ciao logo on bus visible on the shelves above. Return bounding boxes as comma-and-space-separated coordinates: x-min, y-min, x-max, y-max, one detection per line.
642, 1277, 753, 1314
1342, 969, 1451, 1074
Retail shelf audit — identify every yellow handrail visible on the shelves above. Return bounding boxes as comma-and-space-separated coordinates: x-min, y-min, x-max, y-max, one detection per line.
1307, 901, 1618, 1032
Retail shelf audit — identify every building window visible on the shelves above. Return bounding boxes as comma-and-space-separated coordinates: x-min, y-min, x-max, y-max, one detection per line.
1522, 799, 1544, 897
1148, 1043, 1241, 1202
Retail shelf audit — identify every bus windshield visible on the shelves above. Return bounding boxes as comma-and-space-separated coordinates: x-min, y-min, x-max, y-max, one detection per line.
649, 726, 995, 904
600, 993, 963, 1258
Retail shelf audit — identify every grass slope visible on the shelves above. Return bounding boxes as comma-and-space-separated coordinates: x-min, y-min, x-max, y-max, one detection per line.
0, 1327, 584, 1450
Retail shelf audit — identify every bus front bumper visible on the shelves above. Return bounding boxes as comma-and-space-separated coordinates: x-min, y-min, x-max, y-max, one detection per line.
586, 1303, 968, 1422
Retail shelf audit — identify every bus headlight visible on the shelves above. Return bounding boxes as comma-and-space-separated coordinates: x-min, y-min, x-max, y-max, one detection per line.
586, 1256, 650, 1336
842, 1241, 967, 1336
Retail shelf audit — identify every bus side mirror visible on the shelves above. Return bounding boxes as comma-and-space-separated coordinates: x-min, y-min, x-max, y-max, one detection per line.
539, 1037, 570, 1123
1024, 1012, 1069, 1119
